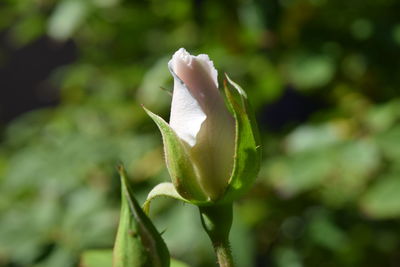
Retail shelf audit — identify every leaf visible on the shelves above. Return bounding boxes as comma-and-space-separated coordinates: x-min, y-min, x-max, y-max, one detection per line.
360, 172, 400, 219
285, 124, 343, 153
307, 209, 348, 252
319, 139, 380, 206
143, 182, 188, 215
366, 100, 400, 132
221, 75, 261, 202
285, 53, 334, 90
376, 125, 400, 162
113, 166, 170, 267
265, 138, 379, 203
143, 107, 208, 203
47, 0, 89, 41
265, 151, 331, 197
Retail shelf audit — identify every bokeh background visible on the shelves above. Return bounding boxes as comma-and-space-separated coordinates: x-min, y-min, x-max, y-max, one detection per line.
1, 0, 400, 266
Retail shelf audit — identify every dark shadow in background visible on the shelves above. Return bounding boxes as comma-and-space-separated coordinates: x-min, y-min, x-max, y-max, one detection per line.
0, 32, 321, 135
259, 86, 325, 132
0, 34, 76, 125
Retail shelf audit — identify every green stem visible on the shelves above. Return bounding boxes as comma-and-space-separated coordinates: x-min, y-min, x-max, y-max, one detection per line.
199, 204, 234, 267
213, 239, 234, 267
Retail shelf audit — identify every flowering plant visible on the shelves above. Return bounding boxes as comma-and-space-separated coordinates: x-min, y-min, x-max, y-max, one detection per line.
144, 48, 261, 207
113, 48, 261, 267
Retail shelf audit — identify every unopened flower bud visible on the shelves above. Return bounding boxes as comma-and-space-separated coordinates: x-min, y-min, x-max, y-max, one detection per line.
144, 48, 260, 206
168, 48, 235, 200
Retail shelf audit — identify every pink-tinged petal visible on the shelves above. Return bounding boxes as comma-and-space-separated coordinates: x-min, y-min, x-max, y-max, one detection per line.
168, 48, 235, 200
168, 65, 206, 147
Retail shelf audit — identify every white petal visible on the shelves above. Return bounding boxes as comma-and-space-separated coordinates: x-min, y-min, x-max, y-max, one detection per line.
196, 53, 218, 88
167, 48, 236, 199
169, 48, 220, 112
168, 65, 206, 147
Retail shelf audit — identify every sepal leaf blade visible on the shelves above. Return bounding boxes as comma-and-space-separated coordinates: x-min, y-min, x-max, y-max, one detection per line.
222, 75, 261, 202
143, 106, 208, 203
143, 182, 189, 215
113, 166, 170, 267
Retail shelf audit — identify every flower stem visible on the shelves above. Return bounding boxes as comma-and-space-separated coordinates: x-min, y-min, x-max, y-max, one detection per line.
199, 204, 234, 267
213, 239, 234, 267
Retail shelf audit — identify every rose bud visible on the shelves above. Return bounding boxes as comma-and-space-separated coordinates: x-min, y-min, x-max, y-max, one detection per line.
143, 48, 260, 208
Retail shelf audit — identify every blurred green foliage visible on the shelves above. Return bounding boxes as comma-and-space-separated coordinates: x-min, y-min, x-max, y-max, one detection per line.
1, 0, 400, 266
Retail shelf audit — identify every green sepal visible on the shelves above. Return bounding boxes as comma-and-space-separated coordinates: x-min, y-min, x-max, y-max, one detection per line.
113, 166, 170, 267
143, 182, 189, 215
221, 74, 261, 202
143, 106, 208, 203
